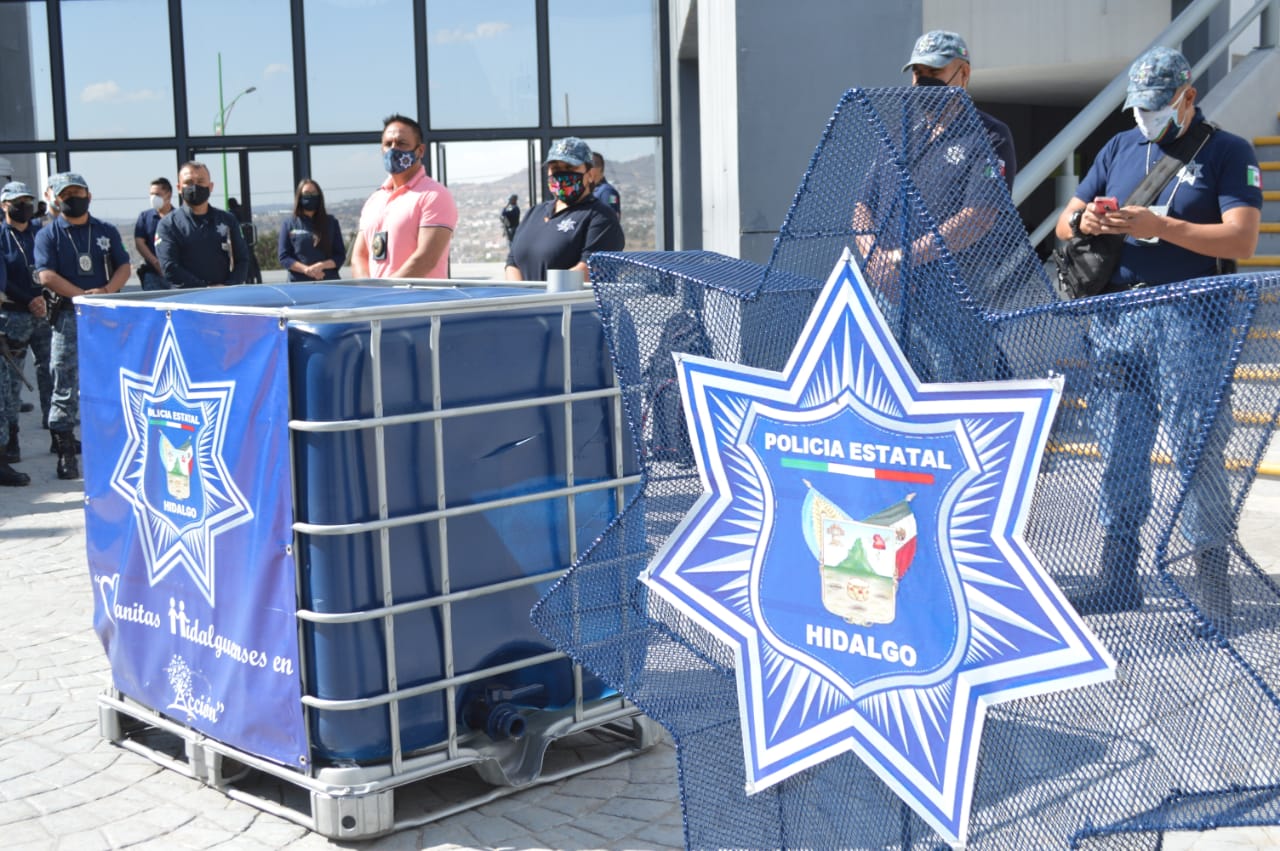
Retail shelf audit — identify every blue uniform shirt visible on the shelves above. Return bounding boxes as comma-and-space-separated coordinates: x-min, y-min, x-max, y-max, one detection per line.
977, 109, 1017, 191
593, 180, 622, 218
154, 206, 250, 288
133, 207, 166, 273
506, 196, 624, 282
1, 223, 41, 308
34, 216, 129, 291
277, 214, 346, 281
1075, 110, 1263, 288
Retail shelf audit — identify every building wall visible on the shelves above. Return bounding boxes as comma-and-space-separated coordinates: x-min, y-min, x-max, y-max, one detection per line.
923, 0, 1169, 102
686, 0, 921, 262
0, 3, 40, 187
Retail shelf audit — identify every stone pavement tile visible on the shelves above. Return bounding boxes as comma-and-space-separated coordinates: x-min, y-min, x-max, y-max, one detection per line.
169, 790, 259, 833
50, 830, 115, 851
354, 827, 427, 851
597, 795, 678, 823
0, 791, 42, 818
412, 821, 485, 850
555, 775, 632, 801
617, 780, 678, 803
564, 811, 651, 842
100, 812, 200, 847
489, 801, 575, 833
454, 810, 531, 846
632, 821, 686, 850
528, 821, 617, 849
224, 814, 315, 847
3, 819, 57, 850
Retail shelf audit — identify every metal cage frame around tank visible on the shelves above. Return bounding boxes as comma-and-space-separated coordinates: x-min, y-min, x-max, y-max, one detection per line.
96, 280, 660, 841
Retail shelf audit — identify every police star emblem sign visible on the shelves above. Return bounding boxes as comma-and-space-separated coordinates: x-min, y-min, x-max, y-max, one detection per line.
109, 319, 253, 608
641, 251, 1115, 844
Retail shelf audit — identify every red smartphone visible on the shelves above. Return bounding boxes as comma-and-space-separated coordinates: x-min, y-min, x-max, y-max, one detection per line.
1093, 196, 1118, 214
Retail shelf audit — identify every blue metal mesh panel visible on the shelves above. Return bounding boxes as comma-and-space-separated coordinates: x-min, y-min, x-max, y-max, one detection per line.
532, 87, 1280, 848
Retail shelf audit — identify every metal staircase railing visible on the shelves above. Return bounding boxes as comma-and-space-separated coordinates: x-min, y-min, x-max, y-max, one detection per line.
1015, 0, 1280, 248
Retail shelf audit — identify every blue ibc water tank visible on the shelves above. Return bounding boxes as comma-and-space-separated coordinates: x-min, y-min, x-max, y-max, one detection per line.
289, 290, 633, 762
153, 284, 637, 763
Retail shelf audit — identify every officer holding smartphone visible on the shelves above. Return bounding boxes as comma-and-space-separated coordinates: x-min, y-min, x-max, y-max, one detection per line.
1052, 47, 1263, 628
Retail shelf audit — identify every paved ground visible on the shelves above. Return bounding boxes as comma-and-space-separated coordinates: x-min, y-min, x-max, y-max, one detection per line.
5, 332, 1280, 850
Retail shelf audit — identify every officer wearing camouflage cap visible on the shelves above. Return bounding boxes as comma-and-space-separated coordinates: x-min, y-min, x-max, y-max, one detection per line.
902, 30, 1017, 190
33, 172, 131, 479
0, 180, 52, 485
1054, 46, 1263, 628
504, 137, 623, 283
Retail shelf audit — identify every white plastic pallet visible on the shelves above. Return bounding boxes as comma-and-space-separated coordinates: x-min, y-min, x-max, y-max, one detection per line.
100, 688, 661, 840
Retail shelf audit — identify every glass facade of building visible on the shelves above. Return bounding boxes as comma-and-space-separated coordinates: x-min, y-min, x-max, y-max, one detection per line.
0, 0, 670, 272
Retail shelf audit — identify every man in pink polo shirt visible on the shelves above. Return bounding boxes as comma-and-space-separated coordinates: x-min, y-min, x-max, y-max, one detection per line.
351, 113, 457, 280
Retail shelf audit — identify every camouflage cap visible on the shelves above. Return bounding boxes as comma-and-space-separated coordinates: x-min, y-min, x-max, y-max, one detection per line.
902, 30, 970, 73
544, 137, 592, 168
49, 172, 89, 196
0, 181, 35, 202
1124, 46, 1192, 111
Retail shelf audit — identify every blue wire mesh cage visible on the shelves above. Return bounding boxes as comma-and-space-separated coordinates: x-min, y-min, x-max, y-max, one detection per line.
534, 87, 1280, 849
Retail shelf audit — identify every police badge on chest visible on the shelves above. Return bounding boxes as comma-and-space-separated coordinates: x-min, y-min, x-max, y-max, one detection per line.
371, 231, 388, 262
77, 252, 93, 275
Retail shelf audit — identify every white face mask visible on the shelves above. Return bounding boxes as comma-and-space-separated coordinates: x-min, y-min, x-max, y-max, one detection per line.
150, 193, 166, 211
1133, 90, 1186, 143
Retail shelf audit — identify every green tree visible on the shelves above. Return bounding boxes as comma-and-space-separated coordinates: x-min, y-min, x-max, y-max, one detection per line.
254, 231, 280, 272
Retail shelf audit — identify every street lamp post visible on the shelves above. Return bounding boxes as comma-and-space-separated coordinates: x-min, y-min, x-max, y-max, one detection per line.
214, 52, 256, 208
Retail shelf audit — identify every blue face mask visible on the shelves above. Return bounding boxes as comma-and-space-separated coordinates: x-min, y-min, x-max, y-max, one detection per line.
383, 147, 420, 175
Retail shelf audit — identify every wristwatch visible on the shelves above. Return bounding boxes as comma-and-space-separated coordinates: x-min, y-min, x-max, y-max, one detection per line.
1069, 208, 1085, 238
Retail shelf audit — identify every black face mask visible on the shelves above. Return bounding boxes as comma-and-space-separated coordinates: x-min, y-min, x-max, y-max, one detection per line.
299, 194, 321, 212
181, 184, 211, 207
60, 196, 90, 218
914, 67, 961, 88
6, 201, 32, 224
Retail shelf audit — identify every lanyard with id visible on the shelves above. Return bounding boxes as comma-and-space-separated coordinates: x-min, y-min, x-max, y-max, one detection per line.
69, 223, 94, 276
6, 229, 39, 285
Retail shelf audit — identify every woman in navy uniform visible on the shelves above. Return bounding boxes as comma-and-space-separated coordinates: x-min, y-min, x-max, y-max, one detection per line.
505, 137, 623, 283
278, 179, 345, 282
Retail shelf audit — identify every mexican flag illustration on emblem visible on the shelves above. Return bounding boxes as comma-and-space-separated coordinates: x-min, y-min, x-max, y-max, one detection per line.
802, 481, 918, 626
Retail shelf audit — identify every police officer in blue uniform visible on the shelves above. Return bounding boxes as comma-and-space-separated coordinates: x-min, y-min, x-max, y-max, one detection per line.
903, 31, 1016, 190
1, 181, 52, 437
1054, 47, 1263, 628
0, 181, 50, 483
134, 177, 174, 290
154, 161, 249, 288
34, 172, 131, 480
505, 137, 624, 283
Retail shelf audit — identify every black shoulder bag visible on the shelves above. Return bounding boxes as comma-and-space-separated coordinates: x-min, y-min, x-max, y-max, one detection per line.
1052, 121, 1216, 300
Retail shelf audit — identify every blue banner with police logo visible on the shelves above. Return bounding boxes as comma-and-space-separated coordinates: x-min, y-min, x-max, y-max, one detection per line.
79, 302, 305, 768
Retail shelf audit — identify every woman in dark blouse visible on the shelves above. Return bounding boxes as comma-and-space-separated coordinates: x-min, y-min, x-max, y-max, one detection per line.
278, 179, 345, 281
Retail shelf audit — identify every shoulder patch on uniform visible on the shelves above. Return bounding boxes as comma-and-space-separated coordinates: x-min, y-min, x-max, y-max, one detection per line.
1247, 164, 1263, 189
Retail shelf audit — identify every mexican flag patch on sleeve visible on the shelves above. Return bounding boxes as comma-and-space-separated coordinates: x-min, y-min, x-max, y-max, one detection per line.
1247, 164, 1262, 188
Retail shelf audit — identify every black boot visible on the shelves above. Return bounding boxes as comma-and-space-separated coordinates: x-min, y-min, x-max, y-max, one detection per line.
50, 433, 81, 455
1193, 547, 1231, 636
0, 459, 29, 487
4, 422, 17, 464
1071, 534, 1143, 615
54, 431, 80, 480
